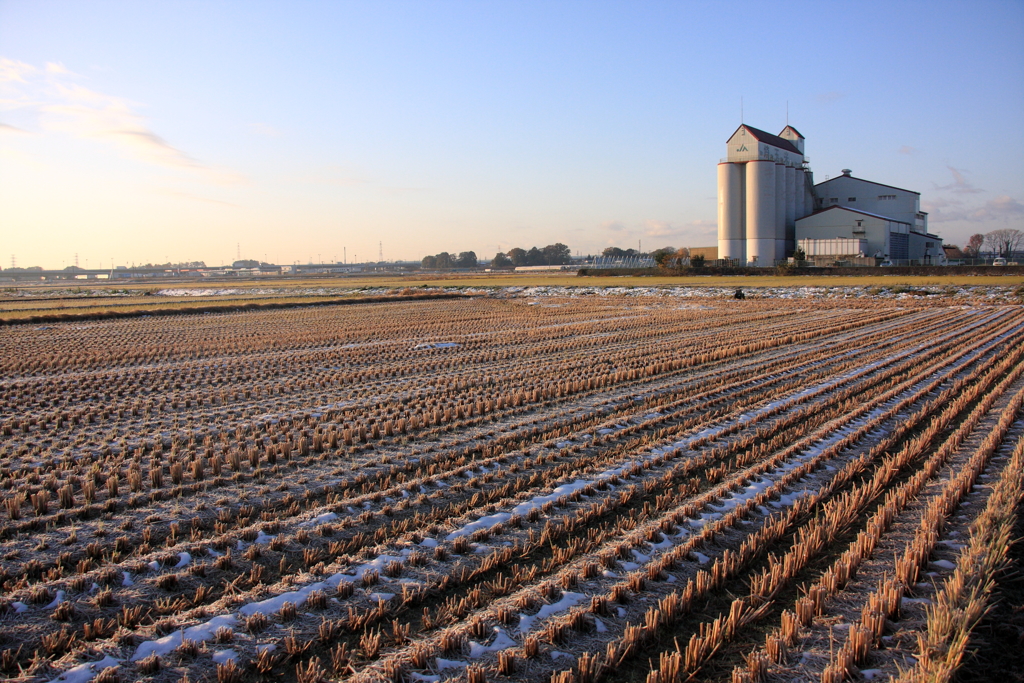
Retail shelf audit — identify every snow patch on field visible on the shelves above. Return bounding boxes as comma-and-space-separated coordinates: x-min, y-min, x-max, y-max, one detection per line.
518, 592, 586, 634
47, 655, 120, 683
469, 628, 517, 658
131, 614, 237, 660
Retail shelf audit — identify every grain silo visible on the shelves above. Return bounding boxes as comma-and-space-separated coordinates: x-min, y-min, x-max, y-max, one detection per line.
716, 124, 815, 264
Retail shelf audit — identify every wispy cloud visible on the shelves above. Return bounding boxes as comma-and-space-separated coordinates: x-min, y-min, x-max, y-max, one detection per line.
0, 122, 30, 134
816, 91, 845, 104
934, 166, 983, 194
600, 220, 627, 233
0, 57, 243, 185
599, 218, 716, 245
924, 194, 1024, 223
969, 195, 1024, 221
898, 145, 916, 155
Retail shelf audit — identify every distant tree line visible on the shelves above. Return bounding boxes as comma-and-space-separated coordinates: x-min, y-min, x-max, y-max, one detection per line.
422, 243, 571, 270
963, 229, 1023, 258
421, 251, 478, 270
139, 261, 208, 269
499, 244, 572, 267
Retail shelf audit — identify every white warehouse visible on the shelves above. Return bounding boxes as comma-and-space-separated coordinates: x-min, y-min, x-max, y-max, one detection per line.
798, 171, 942, 263
717, 125, 942, 264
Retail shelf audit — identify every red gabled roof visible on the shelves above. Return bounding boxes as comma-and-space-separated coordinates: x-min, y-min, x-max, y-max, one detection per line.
727, 124, 802, 155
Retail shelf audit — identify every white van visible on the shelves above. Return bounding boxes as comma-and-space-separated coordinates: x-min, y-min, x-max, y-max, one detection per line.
993, 257, 1007, 266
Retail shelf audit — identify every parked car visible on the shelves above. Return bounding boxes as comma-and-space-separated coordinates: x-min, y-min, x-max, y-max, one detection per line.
879, 260, 894, 267
993, 257, 1007, 266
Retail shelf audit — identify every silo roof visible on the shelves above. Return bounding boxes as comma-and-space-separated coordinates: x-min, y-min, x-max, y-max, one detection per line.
728, 124, 803, 155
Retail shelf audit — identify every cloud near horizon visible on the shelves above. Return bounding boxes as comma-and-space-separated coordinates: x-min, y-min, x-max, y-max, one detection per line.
934, 166, 983, 195
0, 57, 243, 185
923, 194, 1024, 223
597, 218, 716, 248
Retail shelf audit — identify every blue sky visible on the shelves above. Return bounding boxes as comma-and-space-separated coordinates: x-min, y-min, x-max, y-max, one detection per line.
1, 0, 1022, 267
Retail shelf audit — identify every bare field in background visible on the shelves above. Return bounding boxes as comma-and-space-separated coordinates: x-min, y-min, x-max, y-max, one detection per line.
2, 271, 1023, 321
1, 295, 1022, 683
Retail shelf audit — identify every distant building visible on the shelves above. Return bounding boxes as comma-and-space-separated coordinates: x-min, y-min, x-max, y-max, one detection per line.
717, 126, 942, 264
797, 170, 941, 263
717, 124, 814, 264
689, 246, 719, 261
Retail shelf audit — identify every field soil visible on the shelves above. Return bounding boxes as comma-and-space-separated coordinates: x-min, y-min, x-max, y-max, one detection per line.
0, 290, 1021, 683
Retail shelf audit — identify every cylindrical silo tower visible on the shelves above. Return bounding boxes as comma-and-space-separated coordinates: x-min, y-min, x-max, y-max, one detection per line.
785, 165, 797, 253
774, 163, 787, 263
745, 160, 776, 265
797, 168, 811, 220
717, 162, 745, 262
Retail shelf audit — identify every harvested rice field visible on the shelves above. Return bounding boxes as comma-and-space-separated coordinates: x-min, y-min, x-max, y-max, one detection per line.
1, 291, 1022, 683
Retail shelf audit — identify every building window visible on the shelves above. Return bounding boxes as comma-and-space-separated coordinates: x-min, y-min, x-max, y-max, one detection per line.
878, 194, 896, 200
848, 197, 856, 202
830, 198, 839, 204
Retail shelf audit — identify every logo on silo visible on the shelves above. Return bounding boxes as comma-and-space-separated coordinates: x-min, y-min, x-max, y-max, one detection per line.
736, 144, 748, 152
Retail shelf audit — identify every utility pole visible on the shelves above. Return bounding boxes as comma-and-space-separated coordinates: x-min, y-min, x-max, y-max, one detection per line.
237, 243, 241, 261
75, 253, 79, 268
379, 241, 383, 263
344, 247, 347, 264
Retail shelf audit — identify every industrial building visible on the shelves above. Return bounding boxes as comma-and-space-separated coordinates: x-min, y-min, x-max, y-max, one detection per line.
717, 125, 942, 264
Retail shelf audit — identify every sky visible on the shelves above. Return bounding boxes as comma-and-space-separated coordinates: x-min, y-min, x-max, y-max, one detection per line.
1, 0, 1022, 268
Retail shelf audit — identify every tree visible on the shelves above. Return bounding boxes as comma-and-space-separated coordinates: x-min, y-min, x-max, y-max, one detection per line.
984, 229, 1023, 258
541, 243, 572, 265
435, 252, 452, 269
491, 252, 513, 268
964, 233, 984, 257
602, 247, 640, 259
526, 247, 543, 266
508, 248, 528, 266
690, 254, 705, 268
455, 251, 478, 269
650, 246, 677, 268
421, 255, 437, 269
